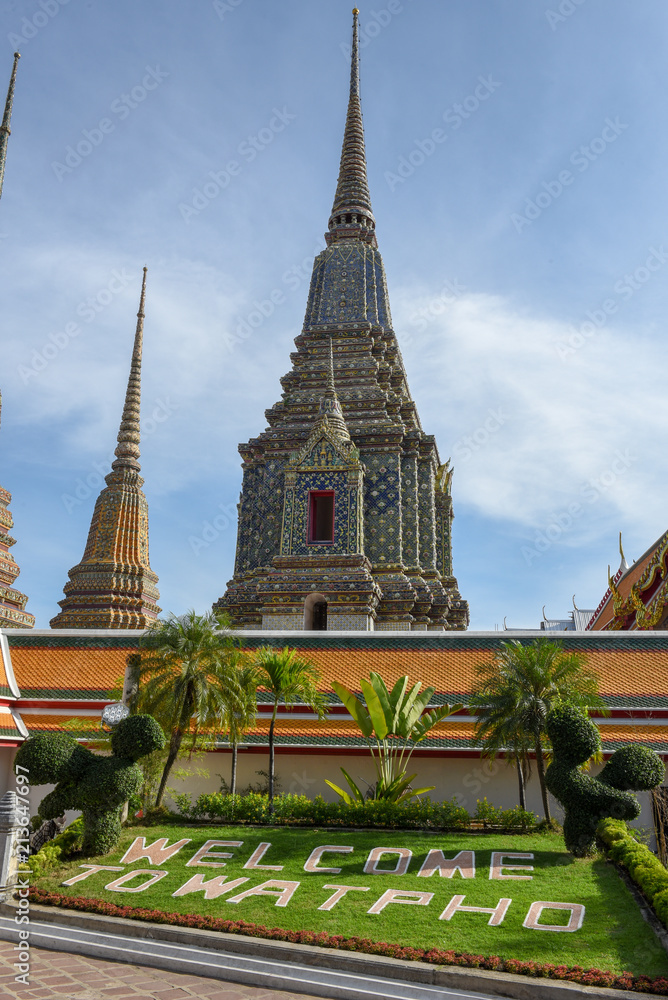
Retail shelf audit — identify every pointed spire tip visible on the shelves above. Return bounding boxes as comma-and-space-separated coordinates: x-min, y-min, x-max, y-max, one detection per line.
326, 7, 376, 244
112, 269, 146, 473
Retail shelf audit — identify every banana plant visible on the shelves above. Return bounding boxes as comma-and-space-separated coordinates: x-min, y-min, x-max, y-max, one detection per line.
325, 672, 462, 803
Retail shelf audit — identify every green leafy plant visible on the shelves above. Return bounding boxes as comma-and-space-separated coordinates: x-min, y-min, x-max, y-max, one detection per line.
22, 818, 84, 877
545, 705, 664, 856
327, 672, 461, 803
14, 716, 164, 855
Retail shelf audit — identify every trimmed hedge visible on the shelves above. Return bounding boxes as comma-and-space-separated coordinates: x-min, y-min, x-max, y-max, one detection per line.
598, 818, 668, 928
174, 791, 538, 831
27, 888, 668, 994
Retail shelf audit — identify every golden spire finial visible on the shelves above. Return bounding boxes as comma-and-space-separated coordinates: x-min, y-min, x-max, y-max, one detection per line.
328, 7, 376, 241
112, 268, 147, 473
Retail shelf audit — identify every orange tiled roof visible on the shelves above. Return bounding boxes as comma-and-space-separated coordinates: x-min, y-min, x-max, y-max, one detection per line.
598, 723, 668, 754
22, 713, 102, 738
6, 630, 668, 708
10, 644, 133, 698
251, 645, 668, 704
287, 647, 485, 697
0, 706, 22, 737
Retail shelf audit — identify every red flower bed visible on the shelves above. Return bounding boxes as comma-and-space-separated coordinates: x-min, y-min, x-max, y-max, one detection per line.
27, 888, 668, 995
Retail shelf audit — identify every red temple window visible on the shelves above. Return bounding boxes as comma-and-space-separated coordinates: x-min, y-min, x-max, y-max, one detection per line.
308, 491, 335, 543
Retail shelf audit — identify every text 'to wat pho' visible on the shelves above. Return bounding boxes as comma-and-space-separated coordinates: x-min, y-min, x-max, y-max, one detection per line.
1, 13, 668, 818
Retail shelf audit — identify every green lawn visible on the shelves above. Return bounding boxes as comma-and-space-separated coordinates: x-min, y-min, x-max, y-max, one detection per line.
36, 824, 668, 977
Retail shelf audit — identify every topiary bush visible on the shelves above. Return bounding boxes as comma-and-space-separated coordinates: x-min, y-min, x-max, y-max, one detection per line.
545, 705, 664, 857
14, 715, 164, 856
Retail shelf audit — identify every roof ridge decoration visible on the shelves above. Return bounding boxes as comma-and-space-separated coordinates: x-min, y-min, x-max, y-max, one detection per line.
0, 630, 20, 698
586, 560, 627, 631
589, 529, 668, 631
327, 9, 376, 246
0, 52, 19, 202
50, 269, 160, 630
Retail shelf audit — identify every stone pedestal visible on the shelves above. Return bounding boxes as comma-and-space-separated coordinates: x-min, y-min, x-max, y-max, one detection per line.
0, 791, 24, 898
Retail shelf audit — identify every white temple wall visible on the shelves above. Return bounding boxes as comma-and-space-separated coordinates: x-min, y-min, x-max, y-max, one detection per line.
0, 743, 654, 839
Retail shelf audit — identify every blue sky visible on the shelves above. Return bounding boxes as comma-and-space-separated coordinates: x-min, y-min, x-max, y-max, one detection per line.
2, 0, 668, 630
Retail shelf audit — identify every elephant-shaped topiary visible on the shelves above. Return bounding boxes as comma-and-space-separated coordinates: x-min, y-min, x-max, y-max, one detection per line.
545, 704, 664, 857
14, 714, 165, 856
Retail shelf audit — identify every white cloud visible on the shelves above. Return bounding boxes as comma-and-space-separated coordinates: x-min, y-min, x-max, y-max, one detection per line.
393, 286, 667, 544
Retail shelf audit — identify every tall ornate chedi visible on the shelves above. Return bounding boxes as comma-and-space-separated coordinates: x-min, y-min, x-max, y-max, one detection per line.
0, 52, 33, 629
51, 269, 160, 629
217, 10, 468, 632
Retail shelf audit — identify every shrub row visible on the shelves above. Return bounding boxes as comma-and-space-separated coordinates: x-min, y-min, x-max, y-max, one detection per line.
174, 791, 537, 831
27, 888, 668, 994
598, 818, 668, 928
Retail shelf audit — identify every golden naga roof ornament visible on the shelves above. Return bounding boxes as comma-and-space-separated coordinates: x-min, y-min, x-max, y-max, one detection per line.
608, 564, 627, 621
436, 459, 454, 494
631, 585, 665, 629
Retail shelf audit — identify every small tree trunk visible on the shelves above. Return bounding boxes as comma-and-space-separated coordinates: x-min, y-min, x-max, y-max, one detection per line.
230, 742, 238, 796
156, 700, 191, 809
268, 703, 278, 812
534, 735, 551, 822
155, 731, 182, 808
516, 755, 526, 811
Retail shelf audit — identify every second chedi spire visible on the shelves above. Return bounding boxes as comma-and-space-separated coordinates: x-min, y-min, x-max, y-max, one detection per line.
51, 269, 160, 630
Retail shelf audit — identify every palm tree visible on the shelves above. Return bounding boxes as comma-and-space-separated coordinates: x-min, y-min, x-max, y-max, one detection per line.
469, 639, 605, 821
254, 646, 328, 808
219, 652, 258, 796
130, 610, 240, 808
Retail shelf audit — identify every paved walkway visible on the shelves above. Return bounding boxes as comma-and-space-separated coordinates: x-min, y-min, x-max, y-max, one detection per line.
0, 939, 322, 1000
